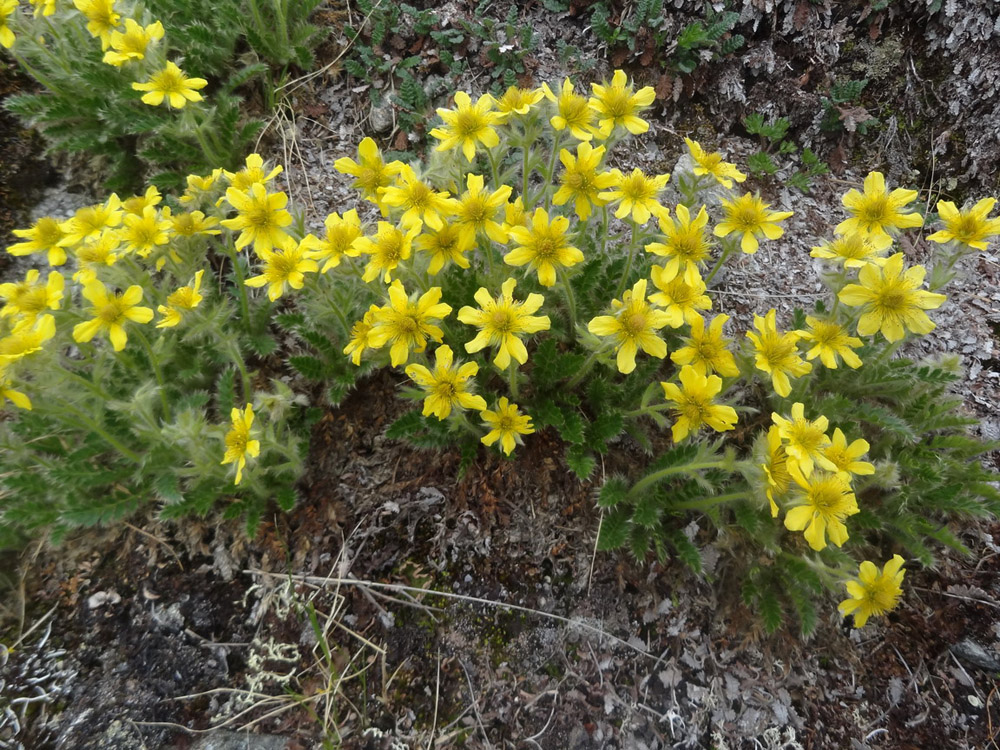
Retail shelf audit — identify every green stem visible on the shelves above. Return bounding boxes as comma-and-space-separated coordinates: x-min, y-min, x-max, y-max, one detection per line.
704, 239, 737, 286
452, 410, 482, 440
615, 220, 639, 298
628, 460, 729, 499
52, 362, 113, 401
225, 243, 253, 330
132, 327, 170, 417
624, 402, 671, 419
558, 266, 578, 337
507, 362, 519, 400
600, 205, 609, 256
487, 147, 502, 189
521, 137, 531, 208
669, 490, 751, 512
543, 131, 563, 209
46, 400, 142, 463
225, 340, 253, 403
565, 345, 610, 390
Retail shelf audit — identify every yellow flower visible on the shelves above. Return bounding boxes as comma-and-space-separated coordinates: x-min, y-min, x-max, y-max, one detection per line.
503, 196, 529, 231
0, 314, 56, 363
415, 220, 474, 276
8, 217, 68, 266
300, 209, 363, 272
73, 0, 120, 49
163, 207, 220, 237
588, 69, 656, 137
103, 18, 164, 65
122, 186, 162, 216
798, 316, 863, 369
783, 472, 859, 551
356, 221, 419, 283
334, 137, 404, 206
644, 204, 712, 285
60, 195, 123, 247
221, 403, 261, 485
494, 86, 544, 121
481, 398, 534, 455
72, 231, 120, 283
588, 279, 672, 374
745, 309, 810, 398
343, 305, 380, 366
713, 192, 793, 254
670, 313, 739, 377
660, 365, 738, 443
30, 0, 56, 17
120, 206, 171, 257
927, 198, 1000, 250
72, 281, 154, 351
0, 0, 17, 49
504, 207, 584, 287
838, 253, 946, 342
225, 153, 283, 192
771, 402, 836, 479
810, 232, 886, 269
458, 278, 550, 369
156, 270, 205, 328
368, 281, 452, 367
824, 427, 875, 480
761, 426, 791, 517
430, 91, 502, 162
404, 345, 486, 420
131, 61, 207, 108
839, 555, 905, 628
0, 270, 64, 323
683, 138, 746, 189
180, 168, 224, 206
541, 78, 598, 141
244, 242, 318, 301
836, 171, 923, 249
221, 183, 293, 253
599, 168, 670, 225
552, 142, 615, 221
649, 264, 711, 327
0, 367, 31, 410
453, 173, 511, 244
379, 165, 457, 231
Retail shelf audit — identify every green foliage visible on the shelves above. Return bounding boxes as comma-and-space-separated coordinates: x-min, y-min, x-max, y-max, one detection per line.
742, 112, 829, 192
820, 78, 877, 135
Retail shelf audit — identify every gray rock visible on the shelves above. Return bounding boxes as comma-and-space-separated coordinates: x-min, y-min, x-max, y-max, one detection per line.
190, 730, 290, 750
950, 637, 1000, 672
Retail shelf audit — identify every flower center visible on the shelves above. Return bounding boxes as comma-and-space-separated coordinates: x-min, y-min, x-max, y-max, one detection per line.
98, 300, 126, 324
622, 311, 647, 335
861, 197, 888, 224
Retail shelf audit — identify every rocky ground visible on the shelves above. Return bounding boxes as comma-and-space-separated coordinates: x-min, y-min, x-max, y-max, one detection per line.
3, 1, 1000, 748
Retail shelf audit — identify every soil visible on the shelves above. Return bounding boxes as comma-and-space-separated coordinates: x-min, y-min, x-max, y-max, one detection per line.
3, 1, 1000, 749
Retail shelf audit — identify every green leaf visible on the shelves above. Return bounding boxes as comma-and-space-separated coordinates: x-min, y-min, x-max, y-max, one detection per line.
597, 476, 629, 508
566, 445, 596, 481
597, 508, 630, 551
289, 355, 329, 380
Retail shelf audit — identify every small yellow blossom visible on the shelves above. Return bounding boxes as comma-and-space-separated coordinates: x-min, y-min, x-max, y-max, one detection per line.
343, 305, 380, 366
713, 192, 793, 254
368, 281, 452, 367
60, 195, 123, 247
649, 264, 711, 327
379, 165, 457, 231
225, 153, 283, 192
683, 138, 747, 189
599, 168, 670, 225
221, 184, 293, 253
453, 173, 511, 244
745, 310, 811, 398
430, 91, 502, 162
799, 316, 863, 369
588, 279, 672, 374
405, 345, 486, 420
671, 313, 739, 377
72, 281, 154, 351
541, 78, 598, 141
122, 186, 162, 216
589, 69, 656, 137
762, 426, 792, 517
415, 221, 474, 275
552, 142, 615, 220
0, 367, 31, 410
8, 217, 68, 266
179, 168, 224, 206
481, 398, 534, 455
838, 253, 946, 342
784, 472, 859, 551
244, 243, 319, 301
163, 207, 220, 237
0, 314, 56, 363
72, 231, 120, 284
120, 206, 171, 257
356, 221, 419, 283
73, 0, 120, 49
660, 365, 738, 443
0, 270, 64, 323
771, 402, 836, 479
645, 204, 712, 285
334, 137, 404, 206
30, 0, 57, 17
504, 207, 584, 287
824, 428, 875, 480
300, 209, 363, 272
503, 196, 529, 231
103, 18, 164, 66
458, 278, 550, 369
132, 61, 207, 108
837, 171, 923, 249
221, 403, 260, 485
0, 0, 17, 49
157, 270, 205, 328
927, 198, 1000, 251
839, 555, 905, 628
494, 86, 544, 121
810, 232, 885, 268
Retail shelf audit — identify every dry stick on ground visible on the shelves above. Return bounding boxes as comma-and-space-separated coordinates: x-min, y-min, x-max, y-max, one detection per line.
459, 658, 494, 750
123, 521, 185, 571
246, 569, 657, 659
